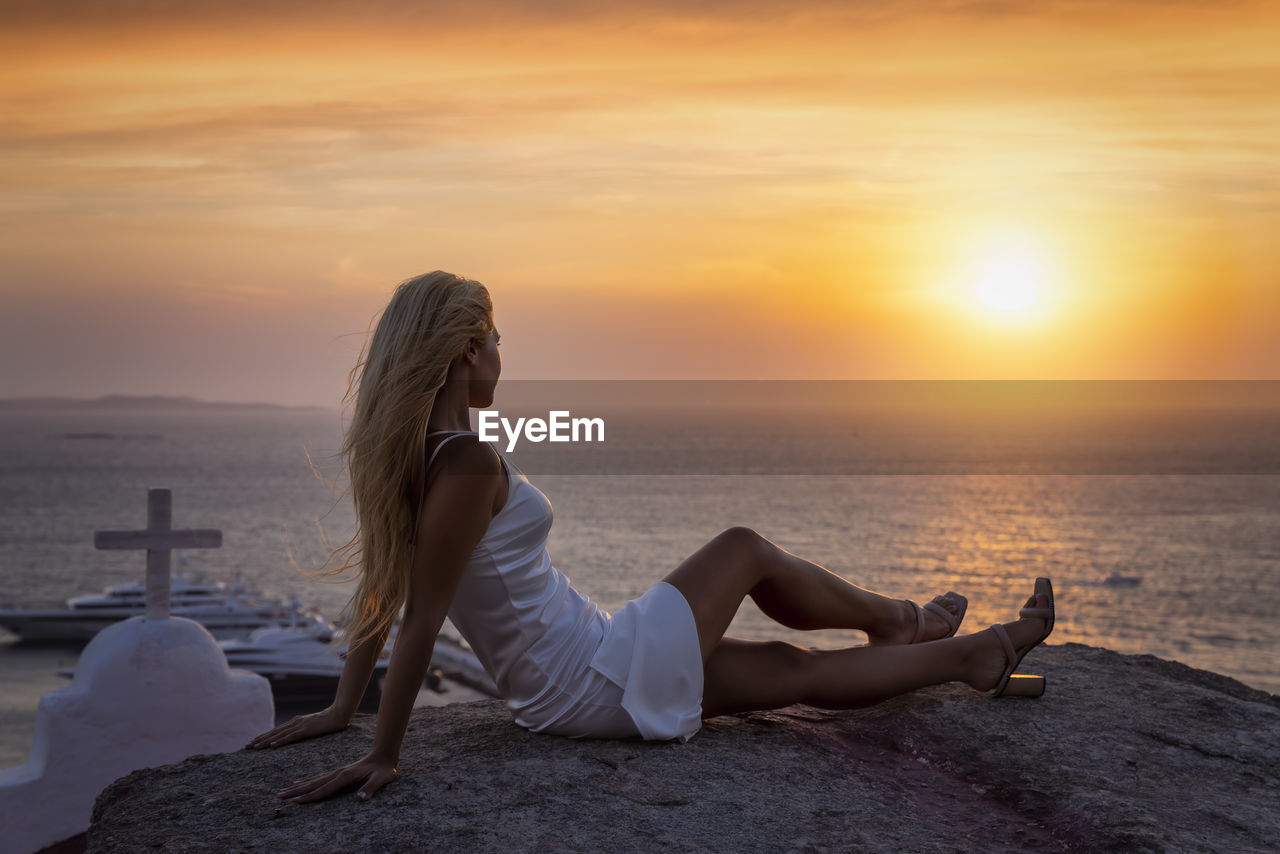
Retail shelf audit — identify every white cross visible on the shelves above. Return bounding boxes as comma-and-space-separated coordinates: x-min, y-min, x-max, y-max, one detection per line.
93, 488, 223, 620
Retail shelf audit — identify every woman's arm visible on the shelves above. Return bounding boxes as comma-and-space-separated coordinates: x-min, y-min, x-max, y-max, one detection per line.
245, 622, 389, 750
332, 623, 392, 721
273, 439, 503, 803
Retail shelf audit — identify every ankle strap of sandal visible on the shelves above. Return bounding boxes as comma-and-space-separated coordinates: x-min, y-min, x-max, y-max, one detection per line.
991, 623, 1017, 665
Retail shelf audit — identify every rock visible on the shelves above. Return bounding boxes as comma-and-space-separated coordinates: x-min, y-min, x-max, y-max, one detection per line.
88, 644, 1279, 853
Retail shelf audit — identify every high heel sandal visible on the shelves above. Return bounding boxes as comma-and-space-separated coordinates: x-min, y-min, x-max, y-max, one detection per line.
906, 592, 968, 643
990, 577, 1054, 699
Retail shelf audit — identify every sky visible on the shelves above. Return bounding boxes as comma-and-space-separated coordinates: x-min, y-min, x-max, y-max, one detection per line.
1, 0, 1277, 406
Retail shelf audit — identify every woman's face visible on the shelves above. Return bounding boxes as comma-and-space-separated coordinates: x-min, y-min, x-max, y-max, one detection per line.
468, 327, 501, 408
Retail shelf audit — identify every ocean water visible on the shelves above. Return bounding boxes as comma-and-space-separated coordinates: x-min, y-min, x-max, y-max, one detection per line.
1, 400, 1277, 767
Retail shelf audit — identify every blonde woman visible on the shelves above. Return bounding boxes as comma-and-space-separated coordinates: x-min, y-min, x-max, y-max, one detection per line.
248, 271, 1055, 802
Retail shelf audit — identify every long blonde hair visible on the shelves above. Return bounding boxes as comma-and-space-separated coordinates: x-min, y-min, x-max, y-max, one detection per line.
326, 271, 493, 648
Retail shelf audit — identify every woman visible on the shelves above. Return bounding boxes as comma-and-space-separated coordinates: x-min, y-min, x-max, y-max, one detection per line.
248, 271, 1055, 803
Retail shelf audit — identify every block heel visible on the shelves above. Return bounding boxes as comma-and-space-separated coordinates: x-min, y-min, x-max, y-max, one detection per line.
1000, 674, 1046, 698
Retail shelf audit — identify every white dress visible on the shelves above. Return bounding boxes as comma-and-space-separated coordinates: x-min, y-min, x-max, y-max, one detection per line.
426, 431, 704, 742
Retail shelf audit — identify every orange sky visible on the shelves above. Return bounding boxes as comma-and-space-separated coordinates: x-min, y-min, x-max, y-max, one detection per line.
1, 1, 1276, 405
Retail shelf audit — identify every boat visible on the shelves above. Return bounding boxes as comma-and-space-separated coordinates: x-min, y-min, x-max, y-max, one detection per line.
1100, 573, 1142, 587
215, 616, 498, 705
217, 613, 371, 705
0, 575, 308, 642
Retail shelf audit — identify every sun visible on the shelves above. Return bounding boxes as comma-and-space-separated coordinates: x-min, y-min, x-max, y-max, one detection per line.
965, 229, 1057, 322
974, 248, 1042, 314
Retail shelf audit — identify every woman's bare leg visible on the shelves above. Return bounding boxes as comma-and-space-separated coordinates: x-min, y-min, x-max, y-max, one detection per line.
702, 596, 1050, 717
664, 526, 960, 661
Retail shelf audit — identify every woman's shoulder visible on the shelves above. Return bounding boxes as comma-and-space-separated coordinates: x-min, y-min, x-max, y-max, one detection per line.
423, 432, 508, 518
426, 431, 503, 478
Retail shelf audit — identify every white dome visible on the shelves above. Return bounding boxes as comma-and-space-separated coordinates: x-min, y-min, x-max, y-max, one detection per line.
71, 616, 231, 698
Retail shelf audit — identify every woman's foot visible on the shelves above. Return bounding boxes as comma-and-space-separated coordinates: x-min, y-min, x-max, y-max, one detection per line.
964, 589, 1053, 694
868, 592, 967, 646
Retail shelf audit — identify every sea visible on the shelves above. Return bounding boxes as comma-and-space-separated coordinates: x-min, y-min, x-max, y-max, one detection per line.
1, 383, 1278, 768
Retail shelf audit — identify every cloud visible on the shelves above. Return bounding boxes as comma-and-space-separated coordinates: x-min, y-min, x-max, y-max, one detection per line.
1, 0, 1259, 31
0, 0, 1275, 391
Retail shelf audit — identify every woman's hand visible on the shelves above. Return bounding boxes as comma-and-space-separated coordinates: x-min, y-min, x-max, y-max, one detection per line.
275, 752, 398, 803
245, 706, 350, 750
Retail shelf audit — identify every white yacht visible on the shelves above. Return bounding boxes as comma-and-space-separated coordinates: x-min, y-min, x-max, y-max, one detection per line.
217, 616, 497, 704
0, 575, 306, 642
217, 613, 364, 704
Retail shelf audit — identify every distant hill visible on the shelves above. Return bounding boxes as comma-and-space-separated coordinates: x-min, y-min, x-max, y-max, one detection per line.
0, 395, 325, 412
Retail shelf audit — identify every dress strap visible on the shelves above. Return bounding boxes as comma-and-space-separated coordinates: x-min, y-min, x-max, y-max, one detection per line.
426, 432, 474, 470
422, 430, 512, 525
425, 431, 509, 478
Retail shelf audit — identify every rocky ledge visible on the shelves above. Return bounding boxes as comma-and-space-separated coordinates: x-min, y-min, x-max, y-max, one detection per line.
89, 644, 1278, 853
